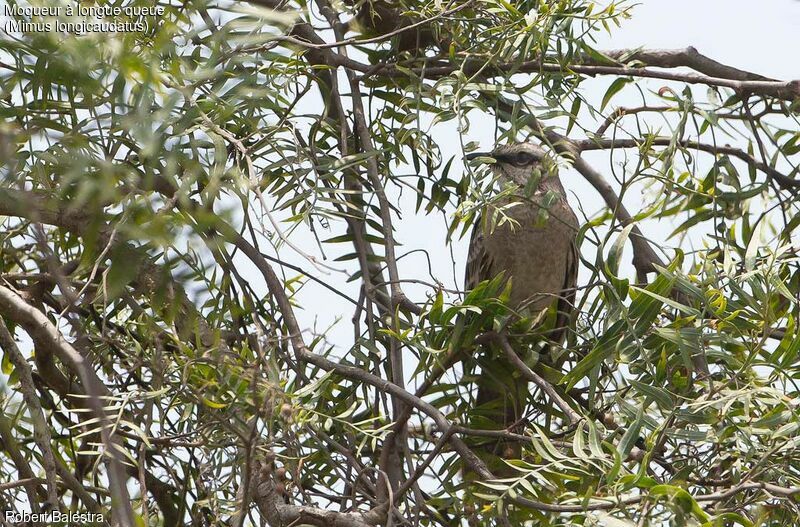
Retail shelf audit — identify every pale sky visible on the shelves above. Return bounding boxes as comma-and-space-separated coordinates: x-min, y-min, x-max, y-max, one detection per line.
596, 0, 799, 80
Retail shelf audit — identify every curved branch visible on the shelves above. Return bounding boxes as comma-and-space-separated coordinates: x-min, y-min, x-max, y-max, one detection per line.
576, 137, 800, 191
0, 319, 59, 507
485, 331, 582, 425
409, 61, 800, 101
601, 47, 773, 82
250, 459, 384, 527
0, 284, 135, 526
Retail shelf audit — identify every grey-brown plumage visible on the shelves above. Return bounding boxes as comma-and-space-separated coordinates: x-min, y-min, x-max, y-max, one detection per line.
465, 142, 578, 468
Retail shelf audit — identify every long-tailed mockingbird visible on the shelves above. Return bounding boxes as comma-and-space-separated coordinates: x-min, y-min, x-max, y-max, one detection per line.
464, 142, 578, 470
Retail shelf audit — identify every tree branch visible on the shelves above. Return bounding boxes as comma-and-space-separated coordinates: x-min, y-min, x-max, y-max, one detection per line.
371, 47, 800, 101
576, 137, 800, 192
484, 331, 583, 426
0, 318, 60, 508
250, 459, 384, 527
0, 284, 135, 526
213, 220, 495, 481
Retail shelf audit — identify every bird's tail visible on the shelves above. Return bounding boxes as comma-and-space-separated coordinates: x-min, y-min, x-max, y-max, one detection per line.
470, 352, 529, 477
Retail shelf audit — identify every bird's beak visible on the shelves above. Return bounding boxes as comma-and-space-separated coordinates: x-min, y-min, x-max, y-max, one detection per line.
466, 152, 494, 162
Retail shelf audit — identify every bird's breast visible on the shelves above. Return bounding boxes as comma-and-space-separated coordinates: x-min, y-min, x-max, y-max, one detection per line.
482, 195, 577, 312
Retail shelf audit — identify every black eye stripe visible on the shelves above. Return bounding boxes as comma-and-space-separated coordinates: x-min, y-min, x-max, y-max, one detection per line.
495, 152, 540, 166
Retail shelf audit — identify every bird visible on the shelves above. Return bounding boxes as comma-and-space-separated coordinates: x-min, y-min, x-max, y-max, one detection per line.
464, 141, 579, 472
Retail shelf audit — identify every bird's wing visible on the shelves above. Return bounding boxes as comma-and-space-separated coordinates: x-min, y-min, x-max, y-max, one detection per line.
467, 216, 525, 472
552, 235, 579, 344
464, 217, 493, 291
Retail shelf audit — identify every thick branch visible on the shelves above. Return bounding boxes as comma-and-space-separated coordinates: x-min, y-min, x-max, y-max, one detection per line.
250, 460, 383, 527
602, 47, 773, 82
0, 284, 135, 526
0, 319, 59, 507
408, 61, 800, 101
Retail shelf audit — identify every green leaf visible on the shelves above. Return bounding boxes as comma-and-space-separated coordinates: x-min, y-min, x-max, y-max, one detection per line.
607, 223, 635, 276
618, 406, 644, 459
601, 78, 632, 111
105, 245, 145, 301
562, 319, 626, 388
428, 289, 444, 324
630, 380, 674, 410
566, 96, 582, 135
201, 397, 228, 409
744, 217, 764, 270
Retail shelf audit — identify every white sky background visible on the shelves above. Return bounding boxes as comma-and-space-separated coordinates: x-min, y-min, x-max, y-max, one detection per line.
265, 0, 800, 375
599, 0, 799, 81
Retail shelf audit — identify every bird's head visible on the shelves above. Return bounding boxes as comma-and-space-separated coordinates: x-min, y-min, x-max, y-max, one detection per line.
466, 142, 556, 188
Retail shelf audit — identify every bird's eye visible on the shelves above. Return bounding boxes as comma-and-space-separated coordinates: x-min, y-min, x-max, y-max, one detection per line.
511, 152, 537, 166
